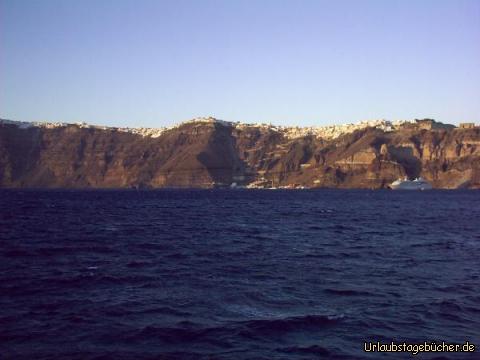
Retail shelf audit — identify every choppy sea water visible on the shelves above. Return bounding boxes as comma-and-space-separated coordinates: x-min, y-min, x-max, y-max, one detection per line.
1, 189, 479, 360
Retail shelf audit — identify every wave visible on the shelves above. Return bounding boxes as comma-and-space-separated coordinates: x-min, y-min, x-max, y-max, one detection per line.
324, 288, 375, 296
117, 313, 343, 346
277, 344, 330, 356
240, 314, 343, 334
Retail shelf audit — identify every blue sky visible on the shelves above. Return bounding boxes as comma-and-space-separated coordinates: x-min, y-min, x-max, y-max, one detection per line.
1, 0, 479, 127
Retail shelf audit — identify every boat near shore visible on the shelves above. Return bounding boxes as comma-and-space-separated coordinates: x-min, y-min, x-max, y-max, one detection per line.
389, 177, 432, 190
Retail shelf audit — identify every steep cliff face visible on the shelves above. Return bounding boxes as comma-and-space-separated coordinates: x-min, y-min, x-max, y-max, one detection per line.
0, 121, 243, 188
387, 128, 480, 188
1, 120, 479, 189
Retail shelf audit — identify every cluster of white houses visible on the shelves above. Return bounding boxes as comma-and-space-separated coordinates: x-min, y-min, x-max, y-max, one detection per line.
1, 117, 478, 139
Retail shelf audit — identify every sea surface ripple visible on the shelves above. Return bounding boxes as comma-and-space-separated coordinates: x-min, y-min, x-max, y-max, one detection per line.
1, 189, 479, 359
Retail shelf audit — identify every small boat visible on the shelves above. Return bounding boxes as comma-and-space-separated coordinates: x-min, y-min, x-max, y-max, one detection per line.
389, 177, 432, 190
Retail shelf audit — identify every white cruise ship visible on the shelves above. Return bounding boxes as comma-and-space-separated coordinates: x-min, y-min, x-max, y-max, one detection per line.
389, 177, 433, 190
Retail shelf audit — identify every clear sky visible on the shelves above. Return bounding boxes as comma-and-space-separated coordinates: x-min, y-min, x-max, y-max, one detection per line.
1, 0, 479, 128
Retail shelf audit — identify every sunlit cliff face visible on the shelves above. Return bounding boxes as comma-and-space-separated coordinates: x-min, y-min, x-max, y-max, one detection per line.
0, 118, 479, 189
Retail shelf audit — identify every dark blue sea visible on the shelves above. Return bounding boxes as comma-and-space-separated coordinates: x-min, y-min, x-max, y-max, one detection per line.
1, 189, 479, 359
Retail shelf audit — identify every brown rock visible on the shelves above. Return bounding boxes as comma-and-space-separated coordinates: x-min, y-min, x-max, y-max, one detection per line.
1, 121, 479, 189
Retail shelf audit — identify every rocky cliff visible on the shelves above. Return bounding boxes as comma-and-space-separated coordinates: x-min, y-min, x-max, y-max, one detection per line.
1, 118, 479, 189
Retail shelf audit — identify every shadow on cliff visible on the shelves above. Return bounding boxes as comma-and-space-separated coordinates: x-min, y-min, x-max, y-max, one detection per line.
0, 126, 42, 186
196, 123, 248, 186
388, 146, 422, 179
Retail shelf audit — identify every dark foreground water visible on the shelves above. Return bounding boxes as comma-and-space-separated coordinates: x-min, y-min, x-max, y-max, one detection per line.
1, 189, 479, 360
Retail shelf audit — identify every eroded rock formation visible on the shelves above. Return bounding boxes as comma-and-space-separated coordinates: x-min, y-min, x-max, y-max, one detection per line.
1, 118, 479, 189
